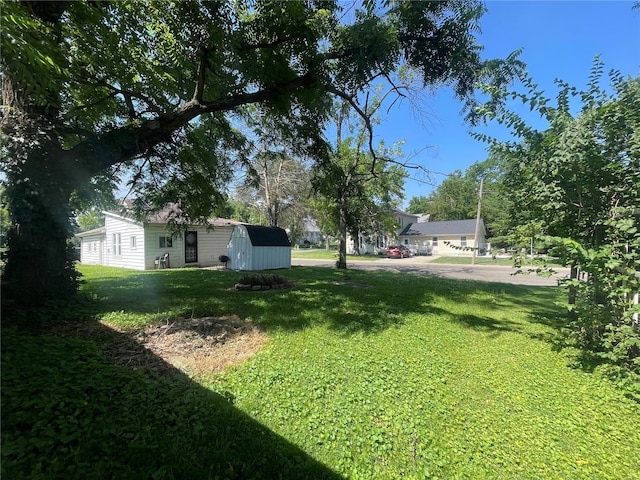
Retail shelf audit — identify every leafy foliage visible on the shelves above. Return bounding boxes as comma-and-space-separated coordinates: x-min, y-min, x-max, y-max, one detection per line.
475, 59, 640, 378
237, 273, 292, 287
312, 98, 407, 268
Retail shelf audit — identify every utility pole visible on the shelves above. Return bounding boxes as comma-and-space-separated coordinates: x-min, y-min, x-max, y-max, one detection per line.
471, 177, 484, 266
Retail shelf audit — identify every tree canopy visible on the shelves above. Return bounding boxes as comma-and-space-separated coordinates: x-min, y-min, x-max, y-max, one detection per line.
1, 0, 520, 315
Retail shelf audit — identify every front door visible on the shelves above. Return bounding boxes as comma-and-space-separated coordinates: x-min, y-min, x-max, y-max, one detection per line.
185, 230, 198, 263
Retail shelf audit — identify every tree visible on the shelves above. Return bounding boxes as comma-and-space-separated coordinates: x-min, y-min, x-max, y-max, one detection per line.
476, 60, 640, 379
313, 98, 406, 268
233, 111, 313, 237
1, 0, 520, 315
407, 196, 431, 215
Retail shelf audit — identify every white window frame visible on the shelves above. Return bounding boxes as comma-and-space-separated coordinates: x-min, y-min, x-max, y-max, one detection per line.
130, 235, 137, 250
112, 233, 121, 256
461, 236, 467, 248
432, 237, 438, 246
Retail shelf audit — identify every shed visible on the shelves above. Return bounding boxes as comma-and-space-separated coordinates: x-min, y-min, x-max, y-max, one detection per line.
227, 225, 291, 271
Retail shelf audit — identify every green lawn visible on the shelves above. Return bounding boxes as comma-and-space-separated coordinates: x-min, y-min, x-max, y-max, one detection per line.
291, 248, 382, 261
2, 265, 639, 479
431, 256, 564, 267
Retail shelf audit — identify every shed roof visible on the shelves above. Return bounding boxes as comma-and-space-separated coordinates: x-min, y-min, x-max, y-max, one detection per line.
399, 219, 483, 236
75, 226, 106, 238
244, 225, 291, 246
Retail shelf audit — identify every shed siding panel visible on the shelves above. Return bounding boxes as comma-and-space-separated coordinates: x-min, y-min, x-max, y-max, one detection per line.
252, 246, 291, 270
228, 225, 253, 270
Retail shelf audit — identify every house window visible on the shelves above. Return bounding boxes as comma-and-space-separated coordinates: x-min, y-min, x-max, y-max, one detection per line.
159, 235, 173, 248
432, 237, 438, 246
130, 236, 137, 250
404, 238, 409, 245
461, 236, 467, 247
112, 233, 121, 256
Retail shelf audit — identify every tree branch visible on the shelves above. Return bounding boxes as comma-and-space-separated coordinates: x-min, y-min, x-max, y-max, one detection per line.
327, 85, 378, 171
72, 73, 317, 178
192, 47, 208, 103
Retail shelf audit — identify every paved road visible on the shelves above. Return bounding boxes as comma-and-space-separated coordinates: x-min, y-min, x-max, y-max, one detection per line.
291, 256, 569, 287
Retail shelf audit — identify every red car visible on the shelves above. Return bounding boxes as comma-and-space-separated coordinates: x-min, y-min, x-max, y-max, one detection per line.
385, 245, 412, 258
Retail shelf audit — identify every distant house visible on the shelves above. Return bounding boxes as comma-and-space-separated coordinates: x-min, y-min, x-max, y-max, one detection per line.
76, 205, 242, 270
398, 219, 487, 256
227, 225, 291, 271
298, 218, 324, 246
346, 210, 419, 255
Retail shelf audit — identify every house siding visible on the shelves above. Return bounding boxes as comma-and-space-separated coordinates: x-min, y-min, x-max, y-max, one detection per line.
80, 233, 105, 265
78, 209, 239, 271
144, 224, 235, 269
400, 234, 486, 256
144, 224, 180, 269
196, 226, 235, 267
104, 215, 145, 270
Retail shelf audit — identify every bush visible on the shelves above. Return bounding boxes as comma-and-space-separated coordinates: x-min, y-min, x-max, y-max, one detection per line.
237, 273, 291, 287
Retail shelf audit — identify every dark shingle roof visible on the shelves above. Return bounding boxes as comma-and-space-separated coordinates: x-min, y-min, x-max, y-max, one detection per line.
399, 219, 483, 236
245, 225, 291, 246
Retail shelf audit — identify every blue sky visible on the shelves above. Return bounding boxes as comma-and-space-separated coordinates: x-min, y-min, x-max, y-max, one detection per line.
376, 1, 640, 207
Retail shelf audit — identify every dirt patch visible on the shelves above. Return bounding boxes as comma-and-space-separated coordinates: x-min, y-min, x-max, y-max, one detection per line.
50, 316, 267, 377
134, 316, 267, 376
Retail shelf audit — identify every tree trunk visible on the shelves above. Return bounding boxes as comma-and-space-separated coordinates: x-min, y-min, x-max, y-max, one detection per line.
2, 138, 80, 317
337, 196, 348, 269
1, 5, 80, 317
568, 261, 578, 321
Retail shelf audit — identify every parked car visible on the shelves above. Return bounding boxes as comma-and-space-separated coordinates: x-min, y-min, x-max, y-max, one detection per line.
386, 245, 412, 258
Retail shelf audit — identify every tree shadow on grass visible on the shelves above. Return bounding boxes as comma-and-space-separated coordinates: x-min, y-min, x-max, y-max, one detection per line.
1, 323, 344, 480
77, 266, 565, 339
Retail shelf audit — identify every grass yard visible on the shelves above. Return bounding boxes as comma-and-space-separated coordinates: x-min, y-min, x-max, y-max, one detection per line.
2, 265, 639, 479
429, 256, 564, 267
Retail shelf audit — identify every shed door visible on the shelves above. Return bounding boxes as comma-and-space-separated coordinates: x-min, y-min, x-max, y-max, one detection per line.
185, 231, 198, 263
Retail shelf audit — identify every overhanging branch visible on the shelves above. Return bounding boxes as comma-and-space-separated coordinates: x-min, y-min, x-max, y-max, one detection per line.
71, 73, 317, 178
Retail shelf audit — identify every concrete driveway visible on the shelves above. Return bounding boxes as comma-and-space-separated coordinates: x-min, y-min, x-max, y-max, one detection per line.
291, 256, 569, 287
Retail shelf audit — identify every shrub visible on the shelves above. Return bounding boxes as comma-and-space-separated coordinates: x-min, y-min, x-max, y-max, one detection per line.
237, 273, 291, 287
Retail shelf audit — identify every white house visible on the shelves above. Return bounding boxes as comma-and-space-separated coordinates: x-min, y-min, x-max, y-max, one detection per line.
298, 217, 324, 246
227, 225, 291, 271
76, 205, 242, 270
398, 219, 487, 256
346, 210, 419, 255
